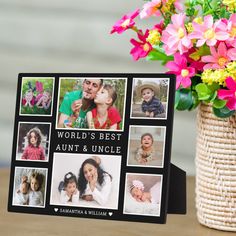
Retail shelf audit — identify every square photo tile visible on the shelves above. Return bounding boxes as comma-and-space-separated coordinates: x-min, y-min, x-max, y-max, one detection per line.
20, 77, 55, 116
131, 77, 169, 120
127, 126, 166, 168
12, 167, 48, 208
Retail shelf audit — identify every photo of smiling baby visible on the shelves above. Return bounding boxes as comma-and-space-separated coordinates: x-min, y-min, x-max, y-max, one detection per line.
131, 78, 169, 119
127, 126, 166, 168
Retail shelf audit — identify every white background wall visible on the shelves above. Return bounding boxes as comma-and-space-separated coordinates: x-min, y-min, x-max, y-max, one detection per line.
0, 0, 196, 174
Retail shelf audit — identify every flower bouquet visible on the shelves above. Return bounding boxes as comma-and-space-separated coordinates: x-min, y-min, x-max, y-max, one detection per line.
111, 0, 236, 118
111, 1, 236, 231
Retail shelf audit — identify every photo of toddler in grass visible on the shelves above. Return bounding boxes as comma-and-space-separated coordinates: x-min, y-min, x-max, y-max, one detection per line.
20, 77, 54, 115
16, 122, 51, 162
131, 78, 169, 119
13, 167, 47, 207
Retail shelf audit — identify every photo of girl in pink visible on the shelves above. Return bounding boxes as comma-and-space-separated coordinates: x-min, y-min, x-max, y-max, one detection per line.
16, 122, 51, 162
20, 77, 54, 116
21, 127, 45, 161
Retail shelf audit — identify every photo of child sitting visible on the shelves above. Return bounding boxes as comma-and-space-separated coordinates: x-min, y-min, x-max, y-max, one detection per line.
124, 173, 162, 216
131, 78, 168, 119
135, 133, 155, 164
13, 167, 47, 207
20, 77, 54, 115
127, 126, 165, 168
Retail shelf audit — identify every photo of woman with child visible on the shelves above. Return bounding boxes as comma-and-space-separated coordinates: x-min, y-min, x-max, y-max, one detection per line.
16, 122, 51, 162
127, 126, 166, 168
131, 78, 169, 119
13, 167, 47, 207
124, 173, 162, 216
50, 153, 121, 209
57, 78, 126, 131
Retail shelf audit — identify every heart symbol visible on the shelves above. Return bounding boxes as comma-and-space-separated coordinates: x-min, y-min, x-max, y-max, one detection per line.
54, 208, 58, 212
108, 212, 113, 216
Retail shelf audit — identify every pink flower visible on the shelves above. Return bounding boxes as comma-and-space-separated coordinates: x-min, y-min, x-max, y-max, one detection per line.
110, 9, 139, 34
174, 0, 184, 11
226, 14, 236, 47
166, 53, 196, 89
218, 77, 236, 110
183, 48, 205, 72
201, 42, 236, 69
130, 30, 152, 60
161, 13, 192, 55
189, 15, 229, 47
153, 21, 165, 33
140, 0, 163, 19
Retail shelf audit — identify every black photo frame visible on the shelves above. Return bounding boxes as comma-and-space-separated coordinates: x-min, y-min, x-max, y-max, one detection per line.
8, 73, 185, 224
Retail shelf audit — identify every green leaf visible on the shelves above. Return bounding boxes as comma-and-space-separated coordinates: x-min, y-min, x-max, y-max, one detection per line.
208, 82, 220, 92
219, 6, 230, 19
213, 106, 235, 118
189, 91, 200, 110
146, 47, 173, 64
195, 83, 212, 100
191, 76, 201, 88
213, 99, 227, 109
175, 89, 193, 111
210, 91, 218, 102
174, 89, 180, 109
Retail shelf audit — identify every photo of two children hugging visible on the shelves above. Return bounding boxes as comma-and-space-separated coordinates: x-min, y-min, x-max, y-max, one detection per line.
13, 167, 47, 207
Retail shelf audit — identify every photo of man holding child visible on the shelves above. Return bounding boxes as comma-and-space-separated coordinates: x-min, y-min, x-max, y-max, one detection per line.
57, 78, 127, 131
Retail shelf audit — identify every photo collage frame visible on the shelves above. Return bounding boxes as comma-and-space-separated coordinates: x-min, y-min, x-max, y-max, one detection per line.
8, 73, 180, 224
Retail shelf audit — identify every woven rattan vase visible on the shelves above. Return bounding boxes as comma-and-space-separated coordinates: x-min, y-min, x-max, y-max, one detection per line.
196, 103, 236, 231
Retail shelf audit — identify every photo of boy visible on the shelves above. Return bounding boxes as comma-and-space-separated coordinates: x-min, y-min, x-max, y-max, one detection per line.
16, 122, 51, 162
20, 77, 54, 116
127, 126, 166, 168
57, 77, 126, 130
131, 78, 169, 119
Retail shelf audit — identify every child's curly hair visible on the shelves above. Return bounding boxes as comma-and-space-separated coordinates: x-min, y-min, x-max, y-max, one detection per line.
27, 127, 42, 147
30, 171, 44, 191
